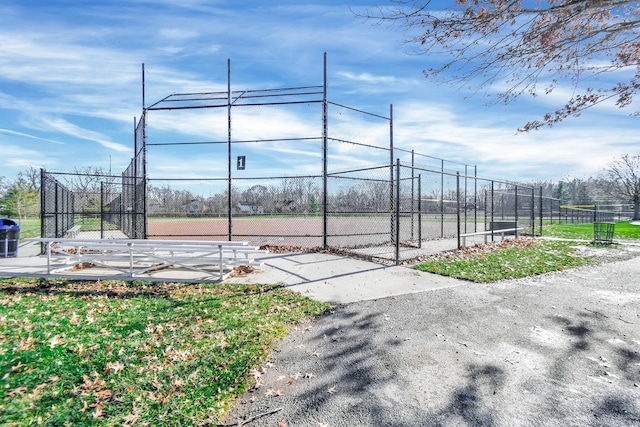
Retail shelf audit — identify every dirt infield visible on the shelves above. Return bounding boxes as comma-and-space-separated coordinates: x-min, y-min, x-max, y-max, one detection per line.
147, 216, 461, 249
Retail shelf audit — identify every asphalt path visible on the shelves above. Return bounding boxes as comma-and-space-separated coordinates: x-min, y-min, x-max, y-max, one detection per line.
223, 246, 640, 426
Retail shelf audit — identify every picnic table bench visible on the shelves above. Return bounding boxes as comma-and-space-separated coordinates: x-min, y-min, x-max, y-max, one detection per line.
26, 238, 268, 281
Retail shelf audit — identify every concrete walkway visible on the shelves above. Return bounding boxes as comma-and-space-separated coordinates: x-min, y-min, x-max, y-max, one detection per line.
0, 240, 465, 304
224, 251, 464, 303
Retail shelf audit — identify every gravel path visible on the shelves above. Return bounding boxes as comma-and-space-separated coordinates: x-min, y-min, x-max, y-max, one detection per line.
224, 245, 640, 426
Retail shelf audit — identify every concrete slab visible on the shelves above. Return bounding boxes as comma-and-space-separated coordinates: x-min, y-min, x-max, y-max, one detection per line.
0, 240, 465, 304
225, 252, 465, 304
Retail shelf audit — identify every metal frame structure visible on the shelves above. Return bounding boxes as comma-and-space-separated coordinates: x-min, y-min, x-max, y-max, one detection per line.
45, 55, 625, 263
141, 54, 400, 246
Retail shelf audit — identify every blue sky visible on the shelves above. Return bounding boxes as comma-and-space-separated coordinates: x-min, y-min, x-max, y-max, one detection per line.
1, 0, 638, 189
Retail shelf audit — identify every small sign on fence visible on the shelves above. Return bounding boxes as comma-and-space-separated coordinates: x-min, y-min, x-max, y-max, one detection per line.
237, 155, 246, 170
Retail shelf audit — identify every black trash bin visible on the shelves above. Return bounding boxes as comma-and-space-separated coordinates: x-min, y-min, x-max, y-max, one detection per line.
0, 218, 20, 258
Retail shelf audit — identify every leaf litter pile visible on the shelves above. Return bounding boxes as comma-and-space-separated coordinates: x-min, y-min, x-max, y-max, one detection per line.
0, 279, 330, 426
414, 238, 600, 282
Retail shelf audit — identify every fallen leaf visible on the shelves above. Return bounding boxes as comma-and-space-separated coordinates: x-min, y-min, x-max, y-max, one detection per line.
123, 413, 139, 424
49, 335, 65, 349
265, 388, 284, 397
92, 406, 104, 419
105, 361, 125, 374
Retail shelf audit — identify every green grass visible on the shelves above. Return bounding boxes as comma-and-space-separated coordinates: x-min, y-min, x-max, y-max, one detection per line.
76, 218, 119, 232
11, 219, 40, 240
542, 221, 640, 240
415, 239, 595, 282
0, 280, 331, 426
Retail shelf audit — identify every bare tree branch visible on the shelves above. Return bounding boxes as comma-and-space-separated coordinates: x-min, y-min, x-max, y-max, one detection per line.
358, 0, 640, 129
600, 153, 640, 220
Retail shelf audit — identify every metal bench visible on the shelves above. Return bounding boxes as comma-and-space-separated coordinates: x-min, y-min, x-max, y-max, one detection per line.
26, 238, 268, 281
64, 225, 82, 238
459, 227, 524, 248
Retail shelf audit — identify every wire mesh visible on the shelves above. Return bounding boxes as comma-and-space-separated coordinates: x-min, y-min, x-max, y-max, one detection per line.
41, 170, 144, 240
41, 170, 75, 239
42, 60, 618, 263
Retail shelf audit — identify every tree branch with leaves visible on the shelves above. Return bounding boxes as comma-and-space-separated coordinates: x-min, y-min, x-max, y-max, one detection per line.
359, 0, 639, 129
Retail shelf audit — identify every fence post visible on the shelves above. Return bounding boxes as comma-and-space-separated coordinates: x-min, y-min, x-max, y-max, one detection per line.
531, 186, 535, 236
515, 185, 519, 238
464, 165, 468, 234
39, 169, 45, 254
490, 181, 495, 241
227, 58, 233, 241
411, 150, 415, 241
389, 105, 395, 248
418, 174, 422, 248
55, 181, 60, 238
539, 187, 543, 236
440, 159, 444, 238
322, 52, 328, 249
395, 158, 401, 265
456, 172, 461, 250
100, 182, 105, 239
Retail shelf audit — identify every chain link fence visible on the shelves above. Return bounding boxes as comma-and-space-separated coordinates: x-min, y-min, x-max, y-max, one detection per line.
41, 170, 75, 239
41, 116, 146, 241
37, 56, 629, 264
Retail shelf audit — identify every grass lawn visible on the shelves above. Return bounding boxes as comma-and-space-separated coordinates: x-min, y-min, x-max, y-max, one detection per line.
415, 239, 596, 282
12, 218, 40, 240
542, 221, 640, 240
0, 280, 330, 426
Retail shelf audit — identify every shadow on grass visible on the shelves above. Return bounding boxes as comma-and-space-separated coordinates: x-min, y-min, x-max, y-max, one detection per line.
0, 277, 284, 304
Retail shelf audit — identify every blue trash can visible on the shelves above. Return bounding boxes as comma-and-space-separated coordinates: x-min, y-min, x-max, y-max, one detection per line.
0, 218, 20, 258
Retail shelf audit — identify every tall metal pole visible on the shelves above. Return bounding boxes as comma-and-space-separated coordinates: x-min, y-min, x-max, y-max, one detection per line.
539, 187, 544, 236
531, 186, 535, 236
456, 172, 461, 249
395, 158, 401, 264
464, 164, 468, 234
227, 59, 233, 241
474, 165, 477, 232
322, 52, 328, 248
491, 181, 495, 241
142, 63, 145, 111
440, 159, 444, 238
389, 104, 395, 245
515, 185, 519, 238
411, 150, 415, 241
141, 63, 147, 239
100, 182, 105, 240
418, 174, 422, 248
40, 169, 45, 253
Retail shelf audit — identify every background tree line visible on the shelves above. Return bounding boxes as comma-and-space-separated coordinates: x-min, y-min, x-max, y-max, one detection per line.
3, 154, 640, 221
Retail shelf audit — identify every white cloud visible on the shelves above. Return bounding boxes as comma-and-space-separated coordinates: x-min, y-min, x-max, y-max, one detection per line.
0, 128, 64, 145
0, 0, 637, 187
39, 118, 130, 153
336, 71, 397, 85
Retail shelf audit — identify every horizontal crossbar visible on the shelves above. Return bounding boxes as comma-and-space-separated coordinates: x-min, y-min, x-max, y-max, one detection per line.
27, 238, 268, 281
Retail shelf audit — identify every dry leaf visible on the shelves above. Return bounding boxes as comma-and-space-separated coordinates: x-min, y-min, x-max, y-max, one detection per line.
123, 413, 139, 424
105, 361, 125, 374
